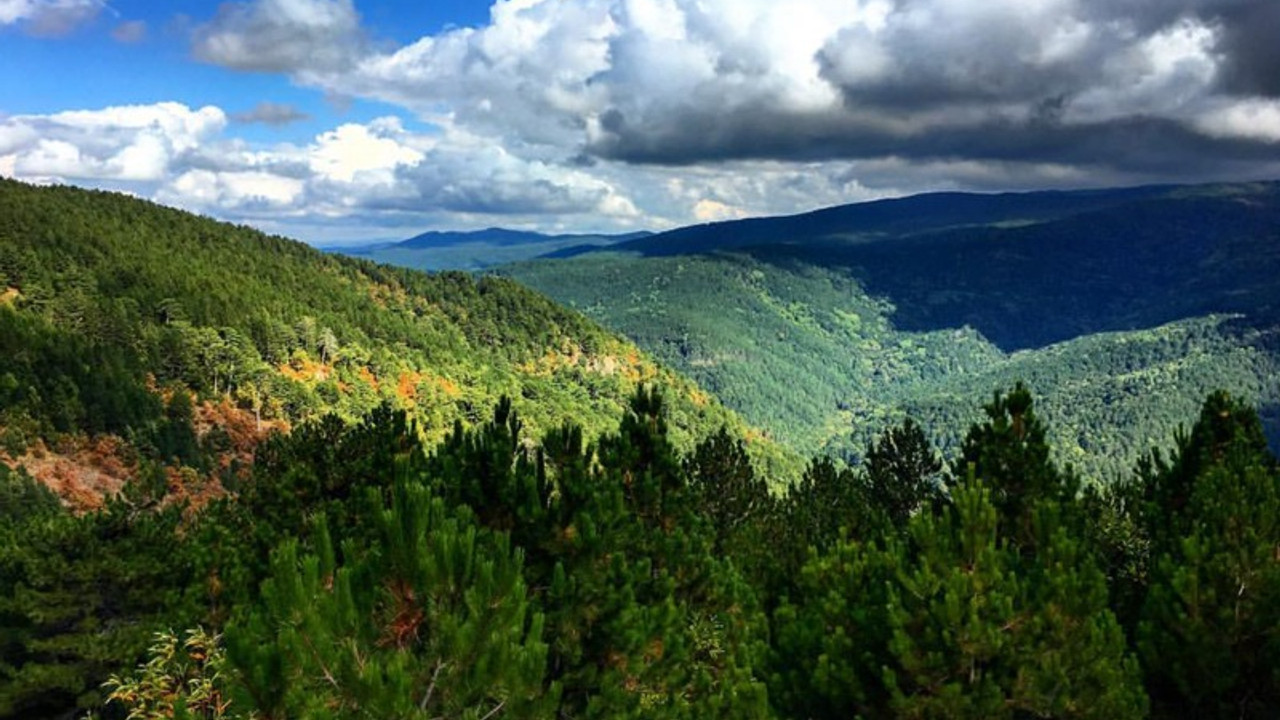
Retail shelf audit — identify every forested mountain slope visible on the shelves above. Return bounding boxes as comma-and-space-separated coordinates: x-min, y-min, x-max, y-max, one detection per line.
504, 182, 1280, 478
0, 179, 789, 508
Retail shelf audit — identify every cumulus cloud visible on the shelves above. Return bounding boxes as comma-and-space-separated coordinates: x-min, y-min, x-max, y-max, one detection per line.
3, 103, 226, 182
232, 101, 310, 126
192, 0, 365, 74
263, 0, 1280, 189
0, 0, 101, 36
0, 101, 651, 239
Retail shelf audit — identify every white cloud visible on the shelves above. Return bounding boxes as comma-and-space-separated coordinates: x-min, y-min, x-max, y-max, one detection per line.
309, 119, 424, 183
160, 169, 305, 211
1196, 99, 1280, 143
0, 0, 36, 24
693, 198, 749, 223
1, 101, 656, 238
0, 0, 100, 36
1, 103, 226, 182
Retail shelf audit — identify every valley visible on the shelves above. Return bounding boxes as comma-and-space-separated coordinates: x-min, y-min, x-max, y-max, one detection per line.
504, 182, 1280, 479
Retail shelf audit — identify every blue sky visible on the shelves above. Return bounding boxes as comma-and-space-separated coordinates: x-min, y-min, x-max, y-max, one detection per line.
0, 1, 487, 146
2, 0, 1279, 244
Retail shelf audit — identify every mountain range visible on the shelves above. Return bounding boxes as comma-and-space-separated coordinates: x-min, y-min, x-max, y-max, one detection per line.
502, 181, 1280, 478
334, 227, 651, 271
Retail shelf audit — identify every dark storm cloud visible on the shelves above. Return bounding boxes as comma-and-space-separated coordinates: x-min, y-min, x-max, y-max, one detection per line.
1072, 0, 1280, 97
575, 0, 1280, 178
1202, 2, 1280, 97
588, 103, 1280, 176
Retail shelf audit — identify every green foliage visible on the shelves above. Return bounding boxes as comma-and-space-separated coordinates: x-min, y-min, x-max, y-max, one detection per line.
1136, 392, 1280, 718
422, 388, 772, 718
684, 427, 777, 580
227, 490, 553, 719
768, 538, 895, 717
0, 496, 205, 717
771, 480, 1148, 720
7, 383, 1280, 720
953, 383, 1075, 548
101, 628, 237, 720
0, 305, 160, 439
881, 482, 1147, 719
0, 464, 59, 523
863, 417, 943, 528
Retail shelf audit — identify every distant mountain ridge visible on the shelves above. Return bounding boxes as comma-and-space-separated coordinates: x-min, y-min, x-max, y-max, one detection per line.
335, 227, 651, 271
557, 184, 1179, 258
557, 181, 1280, 349
397, 227, 651, 249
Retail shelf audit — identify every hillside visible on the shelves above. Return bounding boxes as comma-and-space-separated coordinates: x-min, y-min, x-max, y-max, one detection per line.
335, 227, 650, 271
3, 182, 1279, 720
0, 179, 790, 507
503, 182, 1280, 479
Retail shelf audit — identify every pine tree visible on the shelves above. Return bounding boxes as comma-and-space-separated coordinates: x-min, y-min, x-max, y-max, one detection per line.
954, 383, 1073, 549
684, 427, 777, 590
225, 484, 555, 719
769, 536, 896, 718
863, 417, 943, 528
883, 480, 1147, 719
1137, 391, 1280, 718
0, 496, 205, 717
771, 478, 1146, 719
551, 387, 770, 719
770, 456, 881, 598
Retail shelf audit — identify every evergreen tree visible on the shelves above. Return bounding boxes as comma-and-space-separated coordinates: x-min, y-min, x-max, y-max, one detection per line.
226, 484, 554, 719
882, 480, 1147, 719
549, 387, 770, 719
771, 477, 1147, 719
684, 427, 777, 589
954, 383, 1073, 548
1137, 392, 1280, 718
863, 417, 943, 528
0, 496, 205, 717
769, 536, 896, 718
771, 456, 881, 598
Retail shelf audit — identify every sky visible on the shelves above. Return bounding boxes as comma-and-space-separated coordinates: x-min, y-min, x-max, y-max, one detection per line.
2, 0, 1279, 245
